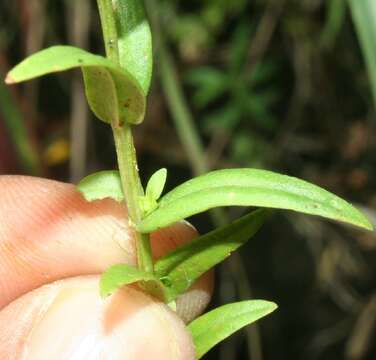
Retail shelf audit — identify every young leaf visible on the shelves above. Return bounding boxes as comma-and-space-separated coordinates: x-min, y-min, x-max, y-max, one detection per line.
5, 45, 145, 125
146, 168, 167, 201
188, 300, 277, 359
100, 263, 159, 297
138, 168, 372, 233
113, 0, 153, 94
139, 168, 168, 216
77, 170, 124, 202
155, 209, 268, 302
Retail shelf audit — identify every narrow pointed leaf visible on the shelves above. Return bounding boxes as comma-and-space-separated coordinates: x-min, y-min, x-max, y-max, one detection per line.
146, 168, 167, 201
6, 45, 145, 124
155, 209, 268, 301
188, 300, 278, 359
77, 170, 123, 202
114, 0, 153, 94
100, 263, 159, 297
138, 168, 372, 233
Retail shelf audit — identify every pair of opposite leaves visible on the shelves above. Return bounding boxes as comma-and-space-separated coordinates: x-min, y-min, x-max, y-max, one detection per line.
76, 167, 372, 301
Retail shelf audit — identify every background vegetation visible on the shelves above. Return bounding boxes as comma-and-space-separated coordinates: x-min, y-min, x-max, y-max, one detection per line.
1, 0, 376, 359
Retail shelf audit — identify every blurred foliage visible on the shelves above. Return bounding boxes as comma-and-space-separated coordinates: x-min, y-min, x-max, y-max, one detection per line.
1, 0, 376, 359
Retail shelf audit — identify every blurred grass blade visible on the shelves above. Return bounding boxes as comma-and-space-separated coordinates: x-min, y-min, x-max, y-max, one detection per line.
6, 45, 145, 125
348, 0, 376, 108
0, 79, 41, 174
113, 0, 153, 94
155, 209, 268, 301
188, 300, 277, 359
320, 0, 346, 49
77, 170, 123, 202
139, 168, 372, 233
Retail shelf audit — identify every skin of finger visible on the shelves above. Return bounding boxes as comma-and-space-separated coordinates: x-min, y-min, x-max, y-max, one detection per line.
0, 176, 213, 321
0, 276, 195, 360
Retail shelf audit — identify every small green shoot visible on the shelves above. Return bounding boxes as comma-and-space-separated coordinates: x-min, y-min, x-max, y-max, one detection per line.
145, 168, 167, 202
139, 168, 168, 215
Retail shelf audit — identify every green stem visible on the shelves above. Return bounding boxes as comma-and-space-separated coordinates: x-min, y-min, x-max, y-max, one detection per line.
97, 0, 153, 273
97, 0, 120, 65
112, 125, 153, 273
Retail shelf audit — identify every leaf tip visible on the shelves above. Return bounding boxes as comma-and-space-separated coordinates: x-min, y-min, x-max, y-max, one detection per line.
268, 301, 278, 313
361, 211, 374, 231
99, 288, 111, 299
352, 207, 374, 231
159, 167, 167, 176
362, 219, 374, 231
99, 280, 112, 299
5, 73, 15, 84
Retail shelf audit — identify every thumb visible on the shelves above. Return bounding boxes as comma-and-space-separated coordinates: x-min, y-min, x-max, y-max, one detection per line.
0, 176, 213, 323
0, 276, 195, 360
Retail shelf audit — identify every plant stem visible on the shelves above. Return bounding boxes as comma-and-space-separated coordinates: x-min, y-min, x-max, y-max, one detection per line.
97, 0, 119, 65
97, 0, 153, 273
112, 124, 153, 273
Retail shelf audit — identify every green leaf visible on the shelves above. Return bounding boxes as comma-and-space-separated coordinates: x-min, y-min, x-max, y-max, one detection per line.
138, 168, 372, 233
146, 168, 167, 201
100, 263, 159, 297
114, 0, 153, 94
77, 170, 124, 202
139, 168, 168, 216
6, 45, 145, 125
155, 209, 268, 302
188, 300, 277, 359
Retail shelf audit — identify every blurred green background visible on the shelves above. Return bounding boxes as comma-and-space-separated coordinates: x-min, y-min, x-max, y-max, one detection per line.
1, 0, 376, 359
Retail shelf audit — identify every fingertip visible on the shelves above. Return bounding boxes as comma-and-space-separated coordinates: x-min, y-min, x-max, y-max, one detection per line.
0, 276, 196, 359
0, 175, 213, 324
0, 176, 135, 308
150, 220, 199, 259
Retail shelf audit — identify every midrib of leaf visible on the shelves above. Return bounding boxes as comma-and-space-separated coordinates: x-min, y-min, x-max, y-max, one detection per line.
139, 184, 370, 233
159, 169, 339, 205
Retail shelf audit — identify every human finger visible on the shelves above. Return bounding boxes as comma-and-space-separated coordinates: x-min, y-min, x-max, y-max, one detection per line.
0, 176, 213, 322
0, 276, 195, 359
